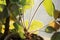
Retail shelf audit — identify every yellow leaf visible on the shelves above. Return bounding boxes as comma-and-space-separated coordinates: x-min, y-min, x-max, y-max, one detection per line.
24, 20, 44, 34
42, 0, 54, 16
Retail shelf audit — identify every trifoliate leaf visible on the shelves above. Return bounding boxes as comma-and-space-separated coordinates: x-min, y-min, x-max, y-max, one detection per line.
42, 0, 55, 16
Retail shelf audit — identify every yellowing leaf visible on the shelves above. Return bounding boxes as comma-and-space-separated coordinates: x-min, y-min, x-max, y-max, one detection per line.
24, 20, 44, 34
42, 0, 54, 16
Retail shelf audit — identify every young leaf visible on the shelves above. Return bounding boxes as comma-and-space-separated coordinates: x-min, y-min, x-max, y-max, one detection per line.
42, 0, 55, 16
24, 20, 44, 34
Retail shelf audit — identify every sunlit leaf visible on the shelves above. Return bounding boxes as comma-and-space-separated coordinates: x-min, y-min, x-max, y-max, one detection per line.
1, 20, 15, 33
1, 25, 5, 33
24, 20, 44, 34
42, 0, 55, 16
9, 20, 15, 29
0, 6, 3, 12
0, 0, 6, 5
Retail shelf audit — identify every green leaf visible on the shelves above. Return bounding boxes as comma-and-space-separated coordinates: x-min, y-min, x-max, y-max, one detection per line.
51, 32, 60, 40
10, 0, 20, 4
20, 0, 26, 6
45, 26, 56, 33
42, 0, 55, 16
0, 6, 3, 12
9, 4, 19, 17
0, 7, 8, 20
13, 22, 25, 39
13, 22, 19, 30
24, 20, 44, 34
0, 5, 5, 12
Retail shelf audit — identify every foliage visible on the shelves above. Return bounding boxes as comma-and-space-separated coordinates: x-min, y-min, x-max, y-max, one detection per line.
0, 0, 6, 12
51, 32, 60, 40
0, 0, 58, 40
42, 0, 55, 16
45, 26, 56, 33
24, 20, 44, 34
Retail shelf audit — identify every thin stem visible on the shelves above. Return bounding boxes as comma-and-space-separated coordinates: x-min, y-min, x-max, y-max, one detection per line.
27, 0, 44, 30
28, 5, 33, 30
